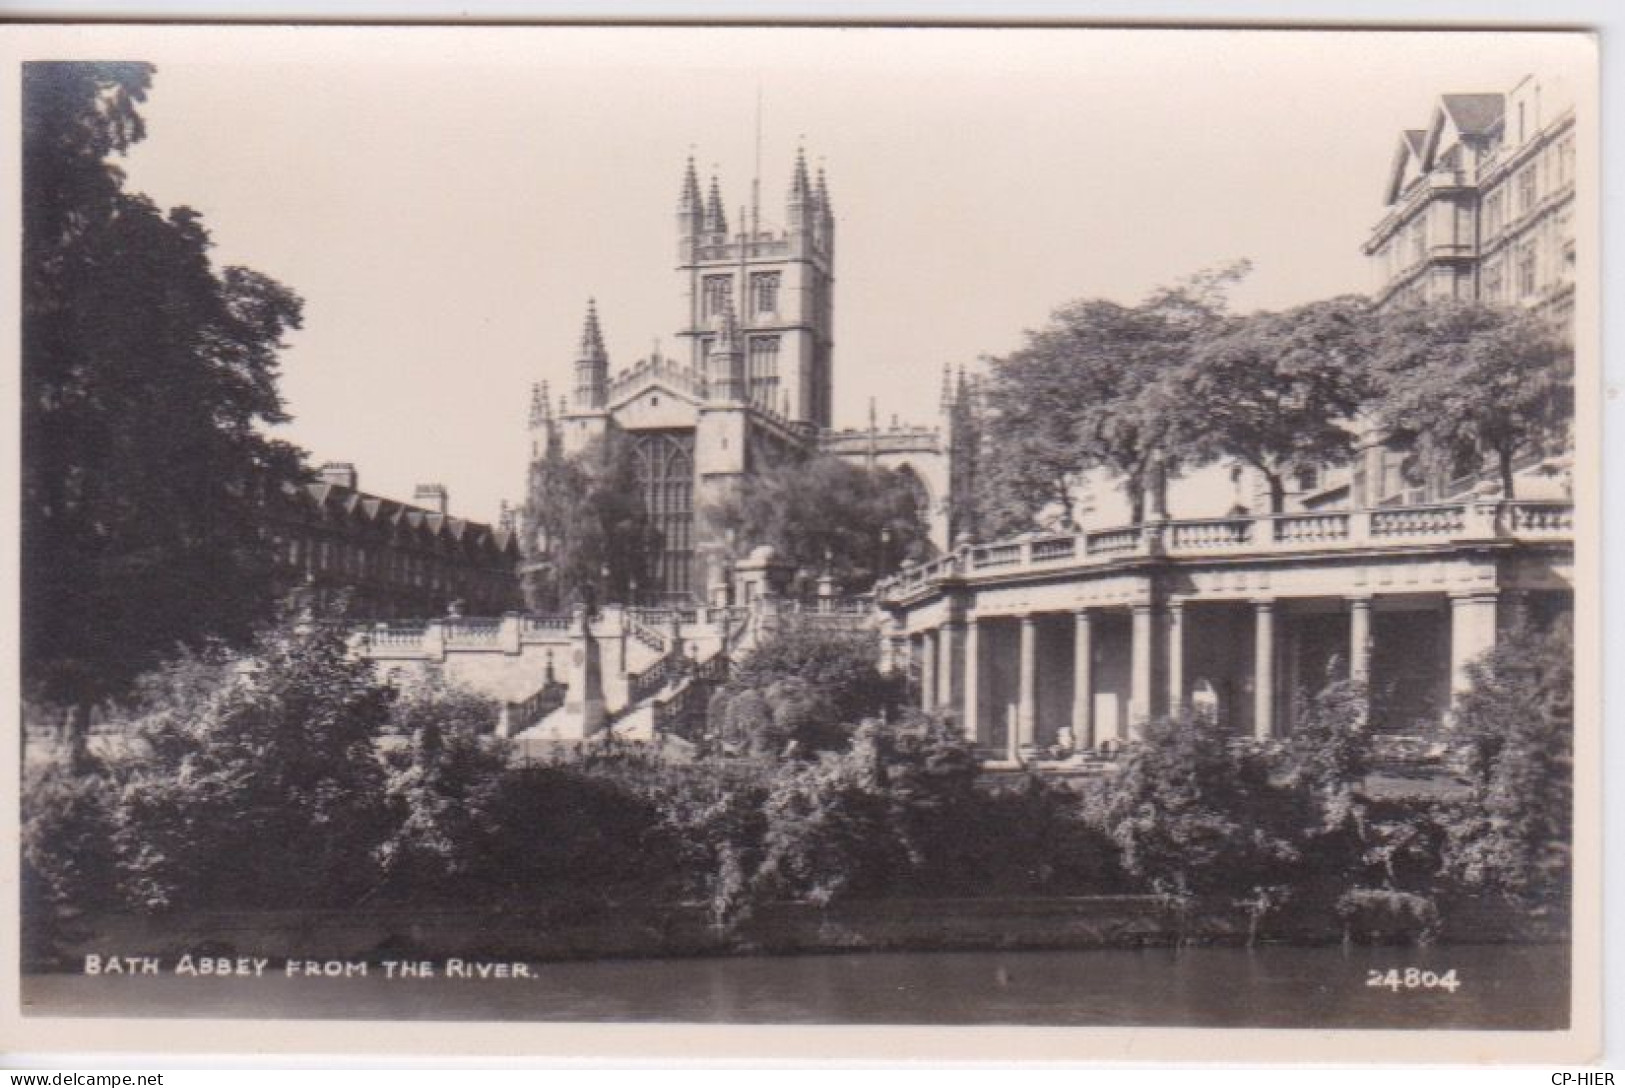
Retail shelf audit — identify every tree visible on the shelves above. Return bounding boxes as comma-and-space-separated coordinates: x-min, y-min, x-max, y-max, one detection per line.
1175, 297, 1374, 513
375, 676, 510, 899
521, 430, 658, 610
1094, 711, 1300, 903
1369, 301, 1572, 499
116, 622, 395, 911
1441, 625, 1573, 907
22, 63, 308, 733
710, 621, 905, 758
707, 453, 932, 595
975, 262, 1248, 534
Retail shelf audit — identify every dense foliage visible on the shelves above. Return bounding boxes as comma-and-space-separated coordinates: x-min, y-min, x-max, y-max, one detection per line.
971, 278, 1573, 534
1368, 302, 1573, 500
1173, 297, 1374, 513
974, 263, 1247, 534
21, 617, 1572, 963
23, 62, 308, 729
705, 622, 907, 758
707, 453, 934, 594
520, 430, 660, 611
1440, 624, 1574, 908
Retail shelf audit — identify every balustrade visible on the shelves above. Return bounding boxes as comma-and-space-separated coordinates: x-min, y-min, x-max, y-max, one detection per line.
520, 614, 572, 638
1370, 504, 1466, 538
972, 543, 1023, 569
1086, 527, 1140, 556
876, 500, 1571, 604
1271, 512, 1349, 545
1029, 535, 1078, 563
1506, 501, 1574, 534
1169, 518, 1253, 550
367, 622, 426, 650
443, 619, 500, 646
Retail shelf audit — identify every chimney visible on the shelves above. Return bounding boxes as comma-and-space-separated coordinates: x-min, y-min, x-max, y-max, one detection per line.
317, 462, 357, 490
414, 483, 449, 514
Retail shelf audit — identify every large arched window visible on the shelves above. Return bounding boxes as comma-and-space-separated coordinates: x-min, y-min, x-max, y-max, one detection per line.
632, 430, 695, 601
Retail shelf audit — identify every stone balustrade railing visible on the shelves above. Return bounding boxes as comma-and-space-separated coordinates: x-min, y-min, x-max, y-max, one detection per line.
879, 500, 1573, 603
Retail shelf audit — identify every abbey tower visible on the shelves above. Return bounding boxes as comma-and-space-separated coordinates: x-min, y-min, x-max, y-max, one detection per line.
524, 147, 962, 604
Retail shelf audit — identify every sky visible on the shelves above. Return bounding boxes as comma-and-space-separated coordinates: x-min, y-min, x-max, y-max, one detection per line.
99, 25, 1592, 524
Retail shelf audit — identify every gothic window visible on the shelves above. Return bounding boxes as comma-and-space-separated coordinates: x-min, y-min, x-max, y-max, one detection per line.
748, 335, 781, 409
751, 271, 781, 315
632, 431, 695, 601
702, 275, 733, 320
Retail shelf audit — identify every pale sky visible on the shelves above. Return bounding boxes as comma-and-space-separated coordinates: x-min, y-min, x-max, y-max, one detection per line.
98, 25, 1591, 523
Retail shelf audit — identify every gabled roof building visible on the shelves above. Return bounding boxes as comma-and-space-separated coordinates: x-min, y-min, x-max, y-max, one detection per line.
269, 462, 521, 620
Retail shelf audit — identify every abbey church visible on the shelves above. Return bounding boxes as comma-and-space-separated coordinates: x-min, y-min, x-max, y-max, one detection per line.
523, 148, 973, 603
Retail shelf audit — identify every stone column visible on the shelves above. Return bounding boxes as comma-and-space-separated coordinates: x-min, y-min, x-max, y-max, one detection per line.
1130, 603, 1154, 739
1349, 596, 1373, 685
920, 630, 937, 712
963, 618, 982, 744
1017, 615, 1039, 754
1450, 591, 1501, 704
1166, 601, 1185, 716
940, 619, 964, 728
1253, 600, 1276, 741
1071, 609, 1095, 750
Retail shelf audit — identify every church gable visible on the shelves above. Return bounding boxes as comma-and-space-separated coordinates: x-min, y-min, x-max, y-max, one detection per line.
607, 375, 705, 432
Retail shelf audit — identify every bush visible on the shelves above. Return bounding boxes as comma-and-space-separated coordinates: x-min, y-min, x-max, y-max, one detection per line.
21, 757, 125, 964
1440, 625, 1573, 908
376, 676, 510, 899
115, 622, 395, 911
721, 617, 910, 746
753, 727, 908, 905
1093, 712, 1302, 903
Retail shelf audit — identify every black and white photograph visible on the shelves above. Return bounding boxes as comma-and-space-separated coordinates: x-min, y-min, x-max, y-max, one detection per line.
3, 21, 1602, 1063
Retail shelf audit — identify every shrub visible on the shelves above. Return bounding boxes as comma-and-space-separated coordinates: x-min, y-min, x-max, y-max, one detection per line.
376, 676, 511, 899
21, 757, 125, 964
716, 622, 905, 750
1440, 625, 1573, 908
1093, 711, 1302, 902
115, 622, 395, 911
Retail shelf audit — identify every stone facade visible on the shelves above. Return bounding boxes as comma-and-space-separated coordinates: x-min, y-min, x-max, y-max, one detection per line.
1345, 72, 1577, 511
880, 500, 1574, 756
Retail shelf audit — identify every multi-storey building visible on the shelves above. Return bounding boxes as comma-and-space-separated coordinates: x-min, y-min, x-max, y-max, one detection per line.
270, 462, 521, 620
874, 74, 1577, 755
1349, 74, 1577, 510
524, 148, 968, 603
1365, 74, 1576, 318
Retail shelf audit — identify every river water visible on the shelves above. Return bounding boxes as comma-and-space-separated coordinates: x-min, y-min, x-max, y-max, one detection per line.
22, 943, 1567, 1030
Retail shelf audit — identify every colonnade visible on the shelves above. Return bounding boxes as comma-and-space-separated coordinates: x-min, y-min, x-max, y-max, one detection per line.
903, 588, 1512, 758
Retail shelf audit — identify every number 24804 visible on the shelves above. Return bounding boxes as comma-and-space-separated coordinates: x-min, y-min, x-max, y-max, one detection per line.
1366, 968, 1461, 993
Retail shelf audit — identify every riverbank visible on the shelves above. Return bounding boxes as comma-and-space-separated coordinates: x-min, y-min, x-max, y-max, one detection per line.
27, 894, 1568, 975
